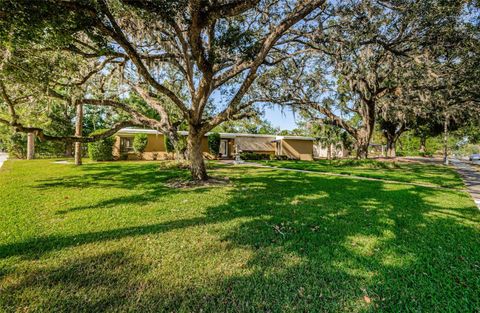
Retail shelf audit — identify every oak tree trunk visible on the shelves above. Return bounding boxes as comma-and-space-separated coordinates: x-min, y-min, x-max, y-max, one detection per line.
384, 134, 397, 158
386, 140, 396, 158
74, 102, 83, 166
26, 132, 35, 160
356, 139, 369, 159
356, 128, 372, 159
355, 101, 375, 159
188, 131, 208, 181
419, 136, 427, 154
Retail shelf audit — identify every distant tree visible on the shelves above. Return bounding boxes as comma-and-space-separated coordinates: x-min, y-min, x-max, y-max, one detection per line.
214, 117, 280, 135
257, 0, 417, 158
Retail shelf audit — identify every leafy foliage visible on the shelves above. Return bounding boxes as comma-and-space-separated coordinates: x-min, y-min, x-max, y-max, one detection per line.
240, 152, 272, 160
133, 134, 148, 153
164, 135, 175, 153
214, 117, 280, 135
0, 131, 27, 158
87, 129, 114, 161
207, 132, 221, 156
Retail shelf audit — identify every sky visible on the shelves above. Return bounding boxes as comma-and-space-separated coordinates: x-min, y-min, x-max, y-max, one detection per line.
263, 106, 299, 131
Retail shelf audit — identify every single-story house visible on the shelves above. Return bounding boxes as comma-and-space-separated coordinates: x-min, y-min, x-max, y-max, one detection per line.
113, 128, 315, 160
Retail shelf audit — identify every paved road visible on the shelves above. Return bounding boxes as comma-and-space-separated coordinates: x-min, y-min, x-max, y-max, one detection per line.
452, 159, 480, 209
0, 152, 7, 169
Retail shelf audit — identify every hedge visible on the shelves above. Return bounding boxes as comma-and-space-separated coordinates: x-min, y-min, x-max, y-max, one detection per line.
240, 152, 272, 160
133, 134, 148, 153
88, 129, 115, 161
239, 152, 297, 161
208, 132, 221, 155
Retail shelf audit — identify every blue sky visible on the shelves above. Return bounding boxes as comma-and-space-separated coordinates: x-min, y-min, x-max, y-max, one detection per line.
263, 106, 299, 130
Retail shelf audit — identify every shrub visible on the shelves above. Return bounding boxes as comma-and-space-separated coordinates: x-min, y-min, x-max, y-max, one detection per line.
240, 152, 272, 160
87, 129, 115, 161
133, 134, 148, 153
2, 132, 27, 158
239, 153, 298, 161
208, 132, 221, 156
273, 155, 297, 161
164, 135, 175, 153
164, 135, 188, 158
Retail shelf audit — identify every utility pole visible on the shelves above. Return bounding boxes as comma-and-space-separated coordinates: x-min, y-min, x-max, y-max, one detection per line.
443, 113, 449, 165
74, 101, 83, 165
26, 131, 35, 160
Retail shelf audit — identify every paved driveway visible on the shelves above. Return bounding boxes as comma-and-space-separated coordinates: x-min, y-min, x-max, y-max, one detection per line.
452, 159, 480, 209
0, 152, 7, 169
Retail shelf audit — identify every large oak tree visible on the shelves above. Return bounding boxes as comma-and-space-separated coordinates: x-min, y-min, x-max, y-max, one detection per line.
0, 0, 324, 180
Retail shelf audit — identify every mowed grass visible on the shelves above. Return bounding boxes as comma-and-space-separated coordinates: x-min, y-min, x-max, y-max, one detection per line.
0, 159, 479, 312
259, 159, 464, 188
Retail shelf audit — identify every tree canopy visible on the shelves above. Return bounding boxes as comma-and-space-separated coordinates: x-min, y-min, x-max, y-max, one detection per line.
0, 0, 478, 177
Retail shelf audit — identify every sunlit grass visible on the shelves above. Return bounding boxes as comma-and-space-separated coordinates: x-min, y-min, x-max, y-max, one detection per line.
0, 159, 479, 312
259, 159, 464, 188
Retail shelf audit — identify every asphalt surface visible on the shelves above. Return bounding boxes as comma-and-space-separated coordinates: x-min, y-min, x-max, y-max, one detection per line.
452, 159, 480, 209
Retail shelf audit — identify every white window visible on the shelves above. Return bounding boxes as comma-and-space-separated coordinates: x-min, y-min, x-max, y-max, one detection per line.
120, 137, 134, 152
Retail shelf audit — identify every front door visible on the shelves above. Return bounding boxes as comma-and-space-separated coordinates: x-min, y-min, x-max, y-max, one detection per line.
219, 139, 228, 158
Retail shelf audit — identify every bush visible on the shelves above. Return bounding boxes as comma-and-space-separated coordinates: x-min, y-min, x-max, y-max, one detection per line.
273, 155, 297, 161
164, 135, 188, 158
88, 129, 115, 161
164, 135, 175, 153
208, 132, 221, 156
133, 134, 148, 153
2, 132, 27, 158
240, 152, 272, 160
239, 152, 298, 161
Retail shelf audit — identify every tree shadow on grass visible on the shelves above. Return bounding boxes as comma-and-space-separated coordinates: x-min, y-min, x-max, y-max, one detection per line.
198, 170, 479, 311
34, 162, 188, 191
266, 160, 464, 188
0, 216, 210, 260
1, 250, 151, 312
1, 167, 479, 311
33, 162, 213, 214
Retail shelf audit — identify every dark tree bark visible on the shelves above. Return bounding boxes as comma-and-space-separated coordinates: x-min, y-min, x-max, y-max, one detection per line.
355, 101, 376, 159
188, 130, 207, 181
380, 118, 408, 158
383, 129, 401, 158
419, 135, 427, 154
356, 134, 370, 159
385, 138, 396, 158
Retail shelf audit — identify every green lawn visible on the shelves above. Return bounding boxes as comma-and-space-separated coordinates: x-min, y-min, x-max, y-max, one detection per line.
0, 159, 479, 312
259, 159, 464, 188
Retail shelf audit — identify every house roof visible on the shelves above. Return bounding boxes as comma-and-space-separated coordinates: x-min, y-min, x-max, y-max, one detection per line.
234, 136, 276, 152
116, 128, 315, 141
